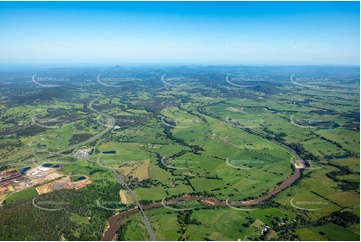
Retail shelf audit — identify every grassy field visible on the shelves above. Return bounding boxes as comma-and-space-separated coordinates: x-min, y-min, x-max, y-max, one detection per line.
136, 206, 298, 241
69, 214, 90, 225
0, 67, 359, 241
5, 187, 38, 204
296, 222, 360, 241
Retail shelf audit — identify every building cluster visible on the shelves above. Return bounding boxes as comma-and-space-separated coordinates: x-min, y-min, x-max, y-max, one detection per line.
74, 148, 92, 158
14, 167, 61, 191
0, 170, 22, 186
28, 167, 51, 178
0, 170, 23, 194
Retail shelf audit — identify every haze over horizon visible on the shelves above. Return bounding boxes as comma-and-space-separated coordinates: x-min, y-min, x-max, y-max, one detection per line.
0, 1, 359, 66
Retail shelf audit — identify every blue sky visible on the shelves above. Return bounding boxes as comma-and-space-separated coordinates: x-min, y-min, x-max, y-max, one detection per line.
0, 1, 359, 65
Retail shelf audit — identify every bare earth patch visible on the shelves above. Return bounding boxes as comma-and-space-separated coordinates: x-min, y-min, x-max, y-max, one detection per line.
131, 159, 150, 180
118, 166, 133, 177
226, 107, 247, 114
35, 176, 91, 195
119, 189, 133, 204
6, 185, 15, 192
74, 179, 92, 190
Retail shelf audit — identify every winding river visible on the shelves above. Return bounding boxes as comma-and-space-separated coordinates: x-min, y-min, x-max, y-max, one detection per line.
97, 103, 305, 241
102, 152, 303, 241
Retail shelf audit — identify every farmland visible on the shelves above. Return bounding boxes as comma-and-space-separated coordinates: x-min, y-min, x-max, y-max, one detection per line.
0, 65, 359, 240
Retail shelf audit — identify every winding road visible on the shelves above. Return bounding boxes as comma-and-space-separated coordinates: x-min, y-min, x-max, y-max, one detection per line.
95, 157, 156, 241
103, 118, 305, 241
15, 96, 305, 241
23, 97, 156, 240
44, 98, 115, 157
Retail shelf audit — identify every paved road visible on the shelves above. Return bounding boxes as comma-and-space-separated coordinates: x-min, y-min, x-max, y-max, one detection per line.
102, 115, 304, 241
112, 170, 156, 241
44, 98, 115, 158
94, 157, 156, 241
35, 97, 156, 239
6, 97, 156, 240
32, 114, 59, 129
